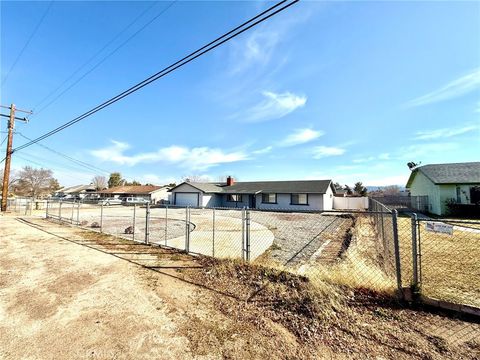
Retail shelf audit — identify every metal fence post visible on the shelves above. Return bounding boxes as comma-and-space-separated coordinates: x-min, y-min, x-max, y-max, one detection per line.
242, 207, 246, 261
46, 200, 49, 218
59, 201, 63, 221
100, 202, 104, 233
185, 206, 190, 252
245, 209, 251, 262
391, 210, 403, 298
145, 202, 150, 245
76, 201, 80, 225
164, 205, 168, 246
411, 213, 419, 290
212, 207, 215, 257
132, 204, 136, 242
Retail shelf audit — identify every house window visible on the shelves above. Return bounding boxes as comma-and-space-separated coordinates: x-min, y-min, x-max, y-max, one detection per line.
291, 193, 308, 205
262, 193, 276, 204
456, 186, 461, 203
227, 194, 243, 202
470, 186, 480, 204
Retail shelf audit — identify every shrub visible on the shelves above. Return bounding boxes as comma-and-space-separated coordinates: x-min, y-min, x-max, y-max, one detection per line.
445, 199, 480, 218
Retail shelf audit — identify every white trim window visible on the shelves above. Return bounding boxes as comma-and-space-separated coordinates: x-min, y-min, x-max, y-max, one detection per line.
262, 193, 277, 204
291, 193, 308, 205
227, 194, 243, 202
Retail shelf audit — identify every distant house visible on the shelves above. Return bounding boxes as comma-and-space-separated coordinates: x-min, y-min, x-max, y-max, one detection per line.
334, 189, 347, 197
169, 177, 335, 210
406, 162, 480, 215
54, 184, 96, 199
97, 185, 171, 204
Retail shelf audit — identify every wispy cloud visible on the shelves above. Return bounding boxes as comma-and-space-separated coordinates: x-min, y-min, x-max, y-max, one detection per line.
241, 91, 307, 122
352, 156, 375, 164
397, 142, 459, 159
281, 128, 323, 146
229, 30, 280, 75
252, 146, 273, 155
353, 153, 391, 163
405, 68, 480, 107
139, 174, 176, 185
414, 124, 478, 140
312, 145, 346, 159
91, 140, 248, 170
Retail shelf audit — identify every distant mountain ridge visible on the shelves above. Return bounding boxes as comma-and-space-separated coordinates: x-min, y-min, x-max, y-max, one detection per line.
365, 185, 407, 192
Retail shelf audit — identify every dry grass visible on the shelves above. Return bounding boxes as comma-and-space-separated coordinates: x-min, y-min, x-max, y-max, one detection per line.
179, 256, 480, 359
28, 216, 480, 359
397, 217, 480, 308
301, 216, 396, 294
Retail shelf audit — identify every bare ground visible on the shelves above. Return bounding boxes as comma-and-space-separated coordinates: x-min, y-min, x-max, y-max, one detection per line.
1, 215, 479, 359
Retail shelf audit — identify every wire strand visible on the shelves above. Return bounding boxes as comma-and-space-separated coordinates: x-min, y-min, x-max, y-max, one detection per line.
16, 132, 111, 175
13, 0, 298, 153
1, 1, 54, 86
31, 1, 176, 116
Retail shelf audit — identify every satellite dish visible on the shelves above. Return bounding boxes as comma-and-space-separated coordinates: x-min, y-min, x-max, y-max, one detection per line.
407, 161, 421, 170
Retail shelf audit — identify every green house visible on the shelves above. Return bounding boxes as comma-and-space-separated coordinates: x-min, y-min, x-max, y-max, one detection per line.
406, 162, 480, 216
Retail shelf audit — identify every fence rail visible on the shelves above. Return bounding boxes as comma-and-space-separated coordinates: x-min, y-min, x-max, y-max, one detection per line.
371, 195, 429, 212
42, 198, 479, 316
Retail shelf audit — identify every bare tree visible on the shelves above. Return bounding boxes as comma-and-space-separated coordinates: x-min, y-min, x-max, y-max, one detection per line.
382, 185, 401, 196
92, 175, 107, 190
13, 166, 60, 199
0, 169, 19, 196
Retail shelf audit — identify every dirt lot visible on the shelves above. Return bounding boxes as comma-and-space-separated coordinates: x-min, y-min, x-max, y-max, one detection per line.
47, 203, 352, 265
1, 215, 479, 359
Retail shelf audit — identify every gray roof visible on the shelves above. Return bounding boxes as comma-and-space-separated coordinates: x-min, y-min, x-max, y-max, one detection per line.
59, 184, 96, 193
183, 182, 224, 193
170, 180, 334, 194
406, 162, 480, 187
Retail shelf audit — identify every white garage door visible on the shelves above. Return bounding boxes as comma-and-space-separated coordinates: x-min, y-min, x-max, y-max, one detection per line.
174, 192, 199, 206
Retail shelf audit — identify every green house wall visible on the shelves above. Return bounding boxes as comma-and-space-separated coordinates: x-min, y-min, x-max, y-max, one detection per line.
409, 171, 479, 215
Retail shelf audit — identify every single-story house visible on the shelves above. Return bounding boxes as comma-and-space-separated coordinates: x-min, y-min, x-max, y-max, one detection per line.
169, 177, 335, 211
54, 184, 96, 199
406, 162, 480, 215
97, 185, 171, 204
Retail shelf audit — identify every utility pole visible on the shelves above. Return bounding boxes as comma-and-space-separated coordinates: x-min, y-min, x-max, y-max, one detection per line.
1, 104, 30, 212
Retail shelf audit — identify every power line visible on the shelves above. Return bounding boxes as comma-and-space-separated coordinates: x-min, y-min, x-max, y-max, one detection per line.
14, 132, 147, 184
13, 0, 299, 153
13, 153, 93, 183
16, 132, 111, 175
0, 135, 7, 147
31, 1, 176, 116
16, 150, 98, 176
1, 1, 54, 86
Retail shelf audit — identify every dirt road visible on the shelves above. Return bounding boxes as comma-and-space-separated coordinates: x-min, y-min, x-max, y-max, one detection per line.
0, 216, 197, 359
2, 216, 479, 360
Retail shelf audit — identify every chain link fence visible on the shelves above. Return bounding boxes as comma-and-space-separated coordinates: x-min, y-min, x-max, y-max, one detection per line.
371, 195, 429, 212
413, 217, 480, 311
44, 199, 479, 316
3, 197, 49, 215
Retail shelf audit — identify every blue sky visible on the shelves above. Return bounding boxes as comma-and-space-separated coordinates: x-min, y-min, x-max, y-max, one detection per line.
1, 1, 479, 187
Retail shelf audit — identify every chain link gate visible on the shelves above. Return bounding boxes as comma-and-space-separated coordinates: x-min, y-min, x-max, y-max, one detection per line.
410, 214, 480, 314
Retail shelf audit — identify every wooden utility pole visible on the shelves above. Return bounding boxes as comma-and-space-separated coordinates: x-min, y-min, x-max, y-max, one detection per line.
1, 104, 30, 212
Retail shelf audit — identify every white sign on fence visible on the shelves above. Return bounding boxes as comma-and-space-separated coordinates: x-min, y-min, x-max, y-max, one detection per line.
425, 221, 453, 235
